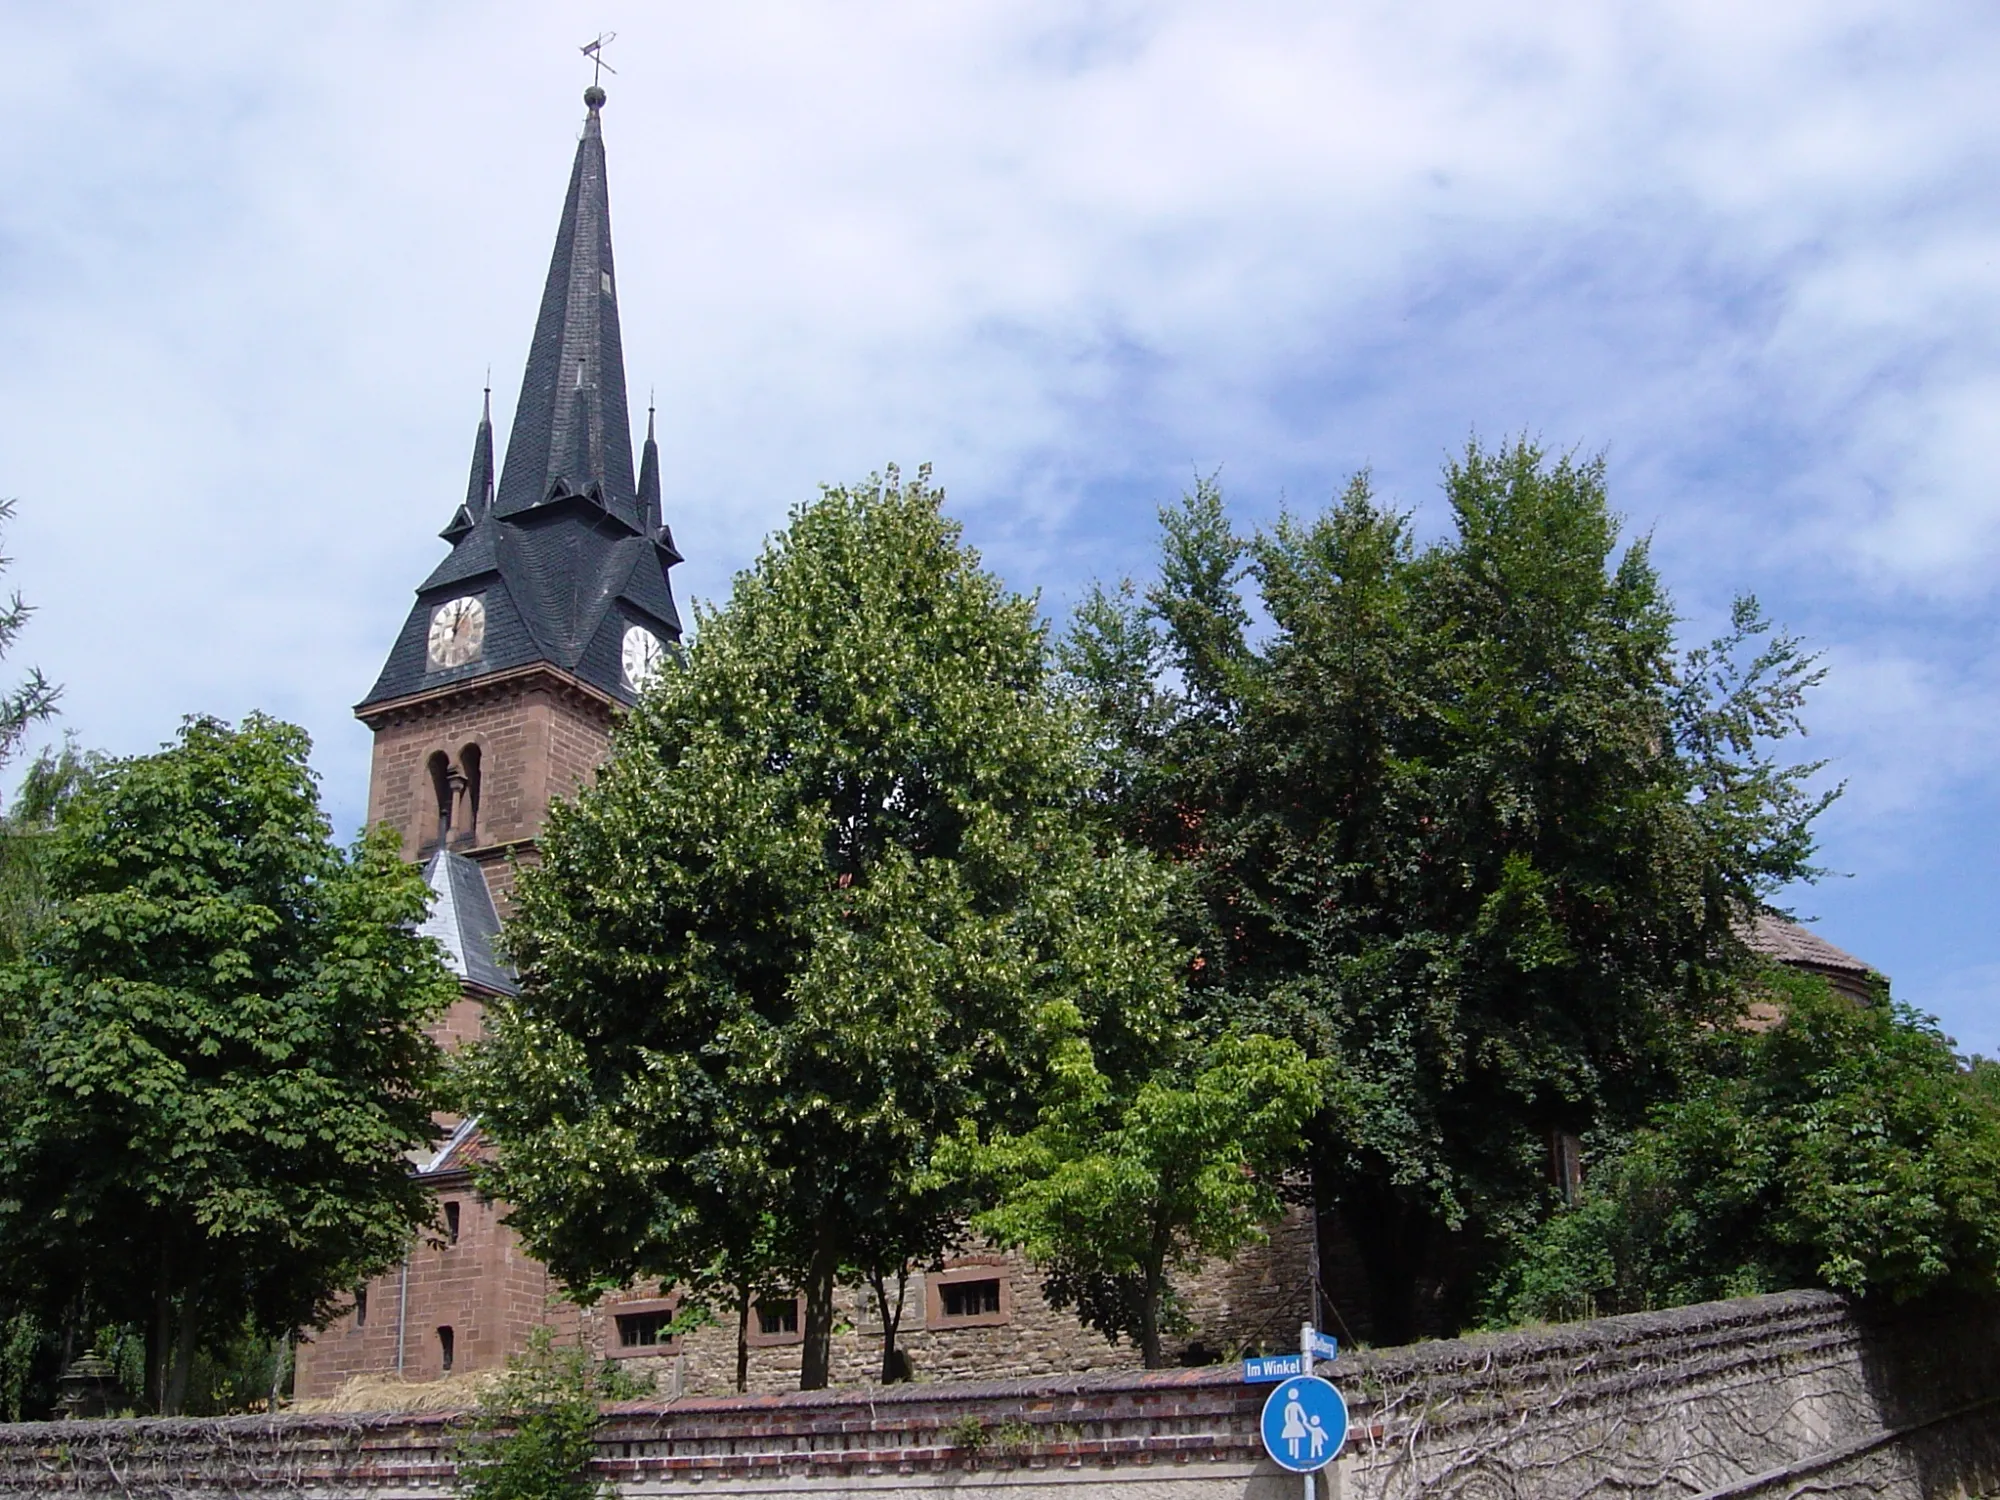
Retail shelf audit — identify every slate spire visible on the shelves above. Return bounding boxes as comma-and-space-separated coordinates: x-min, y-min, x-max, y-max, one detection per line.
491, 86, 637, 525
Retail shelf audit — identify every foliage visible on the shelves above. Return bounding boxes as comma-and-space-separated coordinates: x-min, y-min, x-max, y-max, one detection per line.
463, 468, 1181, 1387
0, 739, 95, 962
1062, 443, 1833, 1339
0, 714, 456, 1413
963, 1031, 1326, 1366
455, 1329, 650, 1500
0, 497, 58, 774
1483, 973, 2000, 1325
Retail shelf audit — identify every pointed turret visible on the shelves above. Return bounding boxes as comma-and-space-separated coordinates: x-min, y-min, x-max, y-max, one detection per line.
465, 385, 495, 518
439, 388, 495, 544
637, 401, 661, 533
491, 86, 637, 525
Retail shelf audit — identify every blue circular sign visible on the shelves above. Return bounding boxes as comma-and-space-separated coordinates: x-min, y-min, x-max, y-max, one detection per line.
1259, 1374, 1348, 1473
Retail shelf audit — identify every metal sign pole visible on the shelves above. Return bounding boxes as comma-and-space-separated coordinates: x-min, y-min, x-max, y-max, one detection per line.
1300, 1322, 1314, 1500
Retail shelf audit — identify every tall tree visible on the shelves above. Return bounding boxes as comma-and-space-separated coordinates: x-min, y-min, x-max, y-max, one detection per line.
464, 468, 1180, 1388
1066, 442, 1831, 1341
0, 715, 456, 1413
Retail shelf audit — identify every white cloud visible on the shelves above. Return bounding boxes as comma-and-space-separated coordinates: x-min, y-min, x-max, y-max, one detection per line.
1, 1, 1999, 1044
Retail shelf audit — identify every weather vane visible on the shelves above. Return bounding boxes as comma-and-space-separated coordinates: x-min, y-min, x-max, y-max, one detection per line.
580, 32, 618, 86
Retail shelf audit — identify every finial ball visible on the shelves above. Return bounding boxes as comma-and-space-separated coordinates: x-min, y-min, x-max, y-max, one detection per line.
584, 85, 607, 109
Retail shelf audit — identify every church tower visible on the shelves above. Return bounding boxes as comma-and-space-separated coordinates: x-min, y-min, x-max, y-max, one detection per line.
355, 83, 680, 913
296, 88, 675, 1396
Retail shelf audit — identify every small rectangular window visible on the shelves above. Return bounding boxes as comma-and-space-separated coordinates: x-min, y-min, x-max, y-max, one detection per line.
354, 1287, 368, 1328
615, 1310, 675, 1349
438, 1326, 455, 1372
444, 1201, 461, 1245
939, 1278, 1002, 1319
756, 1298, 799, 1337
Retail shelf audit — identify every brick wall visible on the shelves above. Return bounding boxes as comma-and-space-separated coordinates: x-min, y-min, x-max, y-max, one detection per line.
360, 667, 613, 873
14, 1293, 2000, 1500
294, 1177, 577, 1398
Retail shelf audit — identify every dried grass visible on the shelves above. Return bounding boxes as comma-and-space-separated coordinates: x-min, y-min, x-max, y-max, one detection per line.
288, 1368, 501, 1415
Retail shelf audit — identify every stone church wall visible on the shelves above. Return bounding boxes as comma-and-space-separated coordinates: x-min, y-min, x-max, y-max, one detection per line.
9, 1291, 1998, 1500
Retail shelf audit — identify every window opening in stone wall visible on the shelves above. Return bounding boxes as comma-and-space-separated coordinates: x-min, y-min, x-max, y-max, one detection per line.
354, 1287, 368, 1328
438, 1326, 455, 1372
444, 1201, 461, 1244
756, 1298, 799, 1337
459, 743, 482, 839
427, 751, 452, 844
939, 1278, 1001, 1319
616, 1310, 675, 1348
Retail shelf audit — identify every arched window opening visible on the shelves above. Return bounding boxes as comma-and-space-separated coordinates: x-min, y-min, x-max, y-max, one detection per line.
458, 743, 483, 841
426, 751, 453, 846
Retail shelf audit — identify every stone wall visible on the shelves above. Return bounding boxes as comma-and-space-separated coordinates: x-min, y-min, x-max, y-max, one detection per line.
9, 1291, 1998, 1500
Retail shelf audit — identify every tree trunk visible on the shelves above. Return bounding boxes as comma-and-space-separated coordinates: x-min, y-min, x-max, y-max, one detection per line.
148, 1252, 172, 1414
798, 1238, 840, 1391
734, 1290, 750, 1394
869, 1267, 910, 1383
163, 1294, 199, 1415
1139, 1253, 1166, 1369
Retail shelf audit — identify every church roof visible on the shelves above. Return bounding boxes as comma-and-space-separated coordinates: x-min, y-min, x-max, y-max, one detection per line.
1742, 909, 1876, 980
416, 849, 517, 997
359, 88, 680, 714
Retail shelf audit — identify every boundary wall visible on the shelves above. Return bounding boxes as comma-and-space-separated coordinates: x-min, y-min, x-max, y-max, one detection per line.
4, 1290, 1997, 1500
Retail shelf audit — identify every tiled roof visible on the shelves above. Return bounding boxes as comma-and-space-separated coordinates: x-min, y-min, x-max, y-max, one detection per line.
1742, 909, 1875, 978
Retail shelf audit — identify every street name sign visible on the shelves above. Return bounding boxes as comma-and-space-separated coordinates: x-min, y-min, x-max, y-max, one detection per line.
1242, 1353, 1305, 1381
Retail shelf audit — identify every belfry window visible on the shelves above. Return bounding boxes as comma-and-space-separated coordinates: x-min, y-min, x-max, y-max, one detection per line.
428, 752, 453, 844
458, 744, 482, 839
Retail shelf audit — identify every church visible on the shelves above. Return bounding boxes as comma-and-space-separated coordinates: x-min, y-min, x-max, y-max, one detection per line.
292, 86, 1881, 1404
292, 86, 1314, 1401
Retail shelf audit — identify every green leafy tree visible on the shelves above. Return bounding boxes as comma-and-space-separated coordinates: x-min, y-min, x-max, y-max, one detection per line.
1065, 442, 1831, 1341
455, 1328, 651, 1500
464, 468, 1180, 1388
1484, 973, 2000, 1323
0, 714, 456, 1413
964, 1031, 1327, 1366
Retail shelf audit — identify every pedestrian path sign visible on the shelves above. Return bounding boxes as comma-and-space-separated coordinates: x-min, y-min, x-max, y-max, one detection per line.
1259, 1374, 1348, 1473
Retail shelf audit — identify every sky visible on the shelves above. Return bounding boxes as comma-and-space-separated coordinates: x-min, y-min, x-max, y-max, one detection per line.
2, 2, 1998, 1049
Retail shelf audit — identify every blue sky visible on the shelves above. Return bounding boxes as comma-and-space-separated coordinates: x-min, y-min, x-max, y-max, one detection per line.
3, 3, 1998, 1049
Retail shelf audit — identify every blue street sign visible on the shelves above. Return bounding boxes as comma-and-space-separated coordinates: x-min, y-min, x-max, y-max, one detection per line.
1305, 1327, 1339, 1362
1260, 1375, 1349, 1473
1242, 1353, 1305, 1382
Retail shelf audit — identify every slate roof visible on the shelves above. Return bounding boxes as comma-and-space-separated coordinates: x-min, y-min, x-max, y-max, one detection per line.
359, 88, 681, 712
416, 849, 517, 996
1742, 909, 1876, 980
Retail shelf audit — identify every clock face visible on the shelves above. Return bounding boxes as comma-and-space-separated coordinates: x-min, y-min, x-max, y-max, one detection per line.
622, 624, 666, 690
427, 596, 486, 670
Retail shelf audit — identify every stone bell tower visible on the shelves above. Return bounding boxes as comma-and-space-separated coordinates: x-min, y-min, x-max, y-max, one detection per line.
354, 82, 682, 914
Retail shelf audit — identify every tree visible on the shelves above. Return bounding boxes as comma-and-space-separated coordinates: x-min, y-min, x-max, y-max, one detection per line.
464, 468, 1181, 1388
964, 1031, 1327, 1367
1064, 442, 1831, 1341
1483, 972, 2000, 1324
0, 715, 456, 1413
